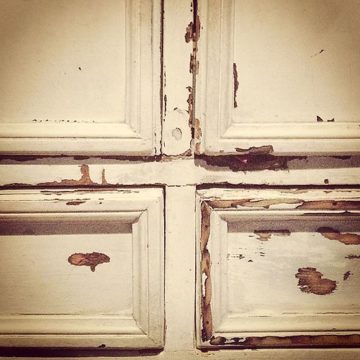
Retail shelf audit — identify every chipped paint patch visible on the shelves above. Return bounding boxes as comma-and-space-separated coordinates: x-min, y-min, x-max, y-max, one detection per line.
297, 200, 360, 210
254, 229, 290, 241
233, 63, 239, 108
39, 164, 96, 187
101, 169, 108, 185
343, 271, 352, 281
200, 202, 213, 341
68, 252, 110, 272
194, 154, 302, 171
209, 198, 301, 209
235, 145, 274, 155
295, 267, 336, 295
206, 334, 360, 348
66, 200, 86, 206
317, 227, 360, 245
184, 15, 200, 43
346, 254, 360, 259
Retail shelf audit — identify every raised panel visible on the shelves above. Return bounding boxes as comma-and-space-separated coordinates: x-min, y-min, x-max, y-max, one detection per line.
197, 188, 360, 348
0, 0, 161, 155
197, 0, 360, 154
0, 189, 164, 348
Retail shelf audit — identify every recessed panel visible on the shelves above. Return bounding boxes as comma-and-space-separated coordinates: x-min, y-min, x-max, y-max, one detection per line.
0, 189, 164, 348
198, 0, 360, 154
233, 0, 360, 124
0, 0, 160, 154
197, 189, 360, 348
227, 216, 360, 319
0, 0, 126, 124
0, 218, 133, 315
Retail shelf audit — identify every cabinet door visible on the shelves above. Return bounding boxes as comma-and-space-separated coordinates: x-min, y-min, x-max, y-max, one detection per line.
197, 0, 360, 155
0, 189, 164, 348
197, 188, 360, 348
0, 0, 161, 155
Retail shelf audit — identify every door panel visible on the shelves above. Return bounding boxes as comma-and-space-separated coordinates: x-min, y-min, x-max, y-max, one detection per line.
0, 189, 164, 348
197, 188, 360, 348
0, 0, 161, 155
197, 0, 360, 155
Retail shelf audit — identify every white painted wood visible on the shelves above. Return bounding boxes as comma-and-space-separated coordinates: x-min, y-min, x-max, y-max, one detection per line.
197, 188, 360, 348
0, 189, 164, 348
197, 0, 360, 154
162, 0, 193, 155
165, 186, 196, 351
0, 0, 161, 155
1, 159, 360, 186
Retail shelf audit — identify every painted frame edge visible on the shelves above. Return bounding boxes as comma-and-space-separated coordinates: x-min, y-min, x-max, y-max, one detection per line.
196, 188, 360, 349
0, 188, 164, 348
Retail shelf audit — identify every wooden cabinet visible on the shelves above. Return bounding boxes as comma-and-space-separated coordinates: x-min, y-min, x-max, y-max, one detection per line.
0, 1, 359, 359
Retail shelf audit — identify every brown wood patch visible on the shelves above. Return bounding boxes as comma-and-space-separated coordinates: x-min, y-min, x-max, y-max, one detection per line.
68, 252, 110, 272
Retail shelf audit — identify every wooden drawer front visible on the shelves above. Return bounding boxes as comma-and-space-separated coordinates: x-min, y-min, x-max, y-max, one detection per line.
0, 0, 160, 155
197, 189, 360, 348
0, 189, 164, 348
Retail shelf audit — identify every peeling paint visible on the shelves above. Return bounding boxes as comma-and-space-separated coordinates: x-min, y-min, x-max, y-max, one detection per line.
101, 169, 108, 185
346, 254, 360, 259
233, 63, 239, 108
317, 227, 360, 245
297, 200, 360, 210
316, 115, 335, 122
207, 334, 360, 348
39, 164, 96, 187
295, 267, 336, 295
235, 145, 274, 155
66, 200, 85, 206
184, 15, 200, 43
208, 198, 301, 209
200, 202, 213, 341
194, 154, 302, 171
254, 229, 291, 241
68, 252, 110, 272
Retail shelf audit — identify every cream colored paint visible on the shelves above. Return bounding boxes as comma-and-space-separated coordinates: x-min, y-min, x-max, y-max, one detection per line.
197, 189, 360, 348
0, 0, 359, 358
197, 0, 360, 154
0, 0, 161, 155
0, 189, 164, 348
